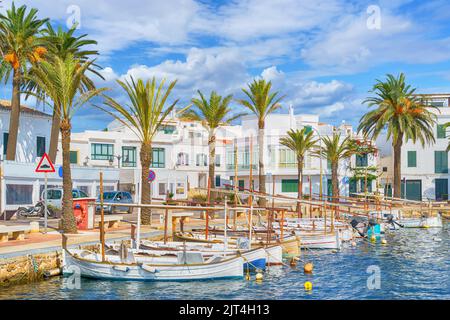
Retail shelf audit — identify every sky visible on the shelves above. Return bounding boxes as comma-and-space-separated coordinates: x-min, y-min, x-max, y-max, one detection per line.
2, 0, 450, 132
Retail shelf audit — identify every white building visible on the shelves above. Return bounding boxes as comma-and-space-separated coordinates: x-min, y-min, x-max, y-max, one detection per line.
0, 100, 119, 215
224, 107, 377, 198
56, 116, 240, 200
377, 94, 450, 201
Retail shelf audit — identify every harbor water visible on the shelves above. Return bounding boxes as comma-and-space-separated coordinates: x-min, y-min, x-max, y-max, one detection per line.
1, 225, 449, 300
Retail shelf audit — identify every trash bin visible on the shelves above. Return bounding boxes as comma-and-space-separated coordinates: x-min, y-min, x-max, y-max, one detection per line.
73, 198, 96, 230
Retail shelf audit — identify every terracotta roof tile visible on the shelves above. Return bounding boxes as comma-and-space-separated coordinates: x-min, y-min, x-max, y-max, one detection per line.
0, 99, 51, 117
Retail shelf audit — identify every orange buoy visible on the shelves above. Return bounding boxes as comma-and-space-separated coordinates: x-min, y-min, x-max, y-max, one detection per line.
304, 262, 314, 274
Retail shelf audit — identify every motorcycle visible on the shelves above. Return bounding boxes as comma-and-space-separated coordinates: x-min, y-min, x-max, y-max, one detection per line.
16, 201, 54, 218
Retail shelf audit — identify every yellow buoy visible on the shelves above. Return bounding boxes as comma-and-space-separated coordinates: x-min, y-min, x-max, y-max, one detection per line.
245, 273, 251, 281
304, 262, 314, 274
304, 281, 313, 291
255, 273, 263, 281
422, 225, 429, 229
370, 235, 376, 242
290, 257, 298, 267
351, 241, 357, 247
381, 239, 387, 245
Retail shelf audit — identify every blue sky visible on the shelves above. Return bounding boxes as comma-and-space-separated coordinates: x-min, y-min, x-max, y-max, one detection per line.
2, 0, 450, 132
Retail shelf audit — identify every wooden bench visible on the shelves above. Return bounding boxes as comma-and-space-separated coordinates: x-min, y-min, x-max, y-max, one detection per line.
0, 225, 32, 242
96, 215, 123, 230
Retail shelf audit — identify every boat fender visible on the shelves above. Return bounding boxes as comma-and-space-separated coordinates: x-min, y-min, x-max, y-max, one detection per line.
112, 265, 130, 272
142, 264, 159, 273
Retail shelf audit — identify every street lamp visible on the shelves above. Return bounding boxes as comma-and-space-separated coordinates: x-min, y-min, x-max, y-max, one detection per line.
109, 155, 122, 168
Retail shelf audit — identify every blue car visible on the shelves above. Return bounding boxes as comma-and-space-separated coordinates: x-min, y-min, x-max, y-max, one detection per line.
96, 191, 133, 214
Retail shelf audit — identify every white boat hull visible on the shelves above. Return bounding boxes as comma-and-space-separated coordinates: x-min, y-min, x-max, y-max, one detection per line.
63, 249, 244, 281
398, 215, 443, 228
295, 231, 342, 250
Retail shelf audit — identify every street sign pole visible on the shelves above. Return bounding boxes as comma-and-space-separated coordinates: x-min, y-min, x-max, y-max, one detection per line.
44, 172, 48, 234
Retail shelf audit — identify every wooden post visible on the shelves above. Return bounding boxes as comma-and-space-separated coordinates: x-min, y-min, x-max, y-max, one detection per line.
206, 177, 211, 240
323, 202, 327, 235
309, 175, 312, 218
248, 135, 253, 209
280, 210, 285, 240
164, 209, 169, 244
233, 140, 238, 230
100, 172, 105, 262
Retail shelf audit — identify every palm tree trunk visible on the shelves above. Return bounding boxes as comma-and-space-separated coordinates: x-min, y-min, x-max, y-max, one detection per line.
60, 119, 77, 233
6, 69, 21, 161
208, 130, 216, 202
332, 161, 339, 202
140, 141, 152, 225
258, 126, 267, 207
297, 158, 304, 217
393, 134, 403, 198
48, 105, 60, 162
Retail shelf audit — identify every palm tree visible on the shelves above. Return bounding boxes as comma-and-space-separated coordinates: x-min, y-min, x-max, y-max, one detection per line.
0, 3, 48, 160
99, 77, 181, 225
25, 55, 106, 233
39, 23, 101, 162
181, 90, 245, 201
358, 73, 436, 198
315, 133, 353, 201
280, 128, 318, 213
237, 79, 285, 206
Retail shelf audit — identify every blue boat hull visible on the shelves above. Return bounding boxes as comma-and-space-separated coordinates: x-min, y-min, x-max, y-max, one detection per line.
244, 258, 266, 271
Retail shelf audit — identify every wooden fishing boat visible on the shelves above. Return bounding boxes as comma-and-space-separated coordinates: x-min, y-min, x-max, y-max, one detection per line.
173, 232, 299, 258
397, 214, 443, 228
62, 248, 244, 281
124, 242, 268, 271
294, 230, 342, 250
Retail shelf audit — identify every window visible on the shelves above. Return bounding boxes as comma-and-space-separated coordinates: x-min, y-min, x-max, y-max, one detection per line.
151, 148, 165, 168
78, 186, 90, 196
70, 151, 78, 164
6, 184, 33, 205
159, 183, 167, 196
437, 124, 447, 139
279, 149, 296, 168
2, 132, 8, 156
407, 151, 417, 167
435, 151, 448, 173
215, 154, 221, 167
355, 154, 368, 167
196, 153, 207, 166
46, 189, 62, 200
122, 146, 137, 167
382, 167, 388, 172
158, 125, 176, 134
282, 179, 298, 193
430, 101, 444, 107
215, 175, 221, 187
36, 136, 46, 157
238, 180, 245, 190
91, 143, 114, 160
177, 152, 189, 166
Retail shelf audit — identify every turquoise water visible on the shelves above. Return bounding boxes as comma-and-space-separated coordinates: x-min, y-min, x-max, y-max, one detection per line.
1, 225, 449, 300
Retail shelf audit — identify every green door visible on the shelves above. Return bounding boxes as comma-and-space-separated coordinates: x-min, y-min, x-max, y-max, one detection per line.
349, 179, 357, 197
435, 179, 448, 200
401, 180, 422, 201
384, 184, 392, 197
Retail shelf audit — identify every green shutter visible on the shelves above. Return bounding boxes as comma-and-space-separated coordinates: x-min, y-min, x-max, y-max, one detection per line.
437, 124, 446, 139
282, 179, 298, 192
356, 154, 368, 167
407, 151, 417, 167
37, 136, 46, 157
3, 132, 8, 156
69, 151, 78, 164
435, 151, 448, 173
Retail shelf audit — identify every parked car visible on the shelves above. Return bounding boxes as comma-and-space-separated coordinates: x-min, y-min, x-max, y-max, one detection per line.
96, 191, 133, 214
41, 188, 90, 210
